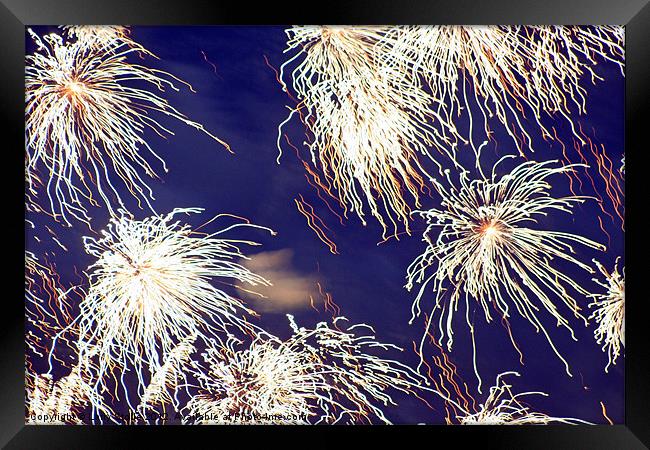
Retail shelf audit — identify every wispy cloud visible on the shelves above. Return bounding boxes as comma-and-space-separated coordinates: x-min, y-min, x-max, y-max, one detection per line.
236, 249, 328, 313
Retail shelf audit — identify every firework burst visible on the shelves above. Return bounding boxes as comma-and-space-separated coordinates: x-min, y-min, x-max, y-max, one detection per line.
26, 361, 113, 424
384, 25, 624, 156
61, 25, 144, 52
588, 258, 625, 372
26, 370, 88, 424
406, 158, 605, 388
25, 29, 230, 226
278, 26, 457, 239
73, 208, 273, 412
456, 372, 590, 425
182, 315, 429, 424
421, 346, 593, 424
183, 334, 315, 424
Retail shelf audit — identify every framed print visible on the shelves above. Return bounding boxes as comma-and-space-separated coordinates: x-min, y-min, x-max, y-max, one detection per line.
2, 0, 648, 448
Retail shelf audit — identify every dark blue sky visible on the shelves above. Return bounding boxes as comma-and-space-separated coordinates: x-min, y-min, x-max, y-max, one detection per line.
26, 26, 624, 424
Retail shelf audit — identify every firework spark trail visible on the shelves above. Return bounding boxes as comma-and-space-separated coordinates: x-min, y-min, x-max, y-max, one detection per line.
25, 168, 81, 253
200, 50, 222, 79
405, 158, 605, 389
302, 166, 347, 226
588, 258, 625, 372
68, 208, 274, 417
600, 401, 614, 425
562, 136, 616, 251
413, 338, 476, 424
25, 169, 48, 220
25, 252, 79, 370
620, 156, 625, 175
182, 315, 431, 424
384, 26, 624, 159
316, 281, 341, 316
25, 29, 230, 226
294, 194, 339, 254
587, 139, 624, 229
555, 124, 624, 235
456, 372, 592, 425
283, 133, 348, 225
278, 26, 458, 240
568, 126, 625, 232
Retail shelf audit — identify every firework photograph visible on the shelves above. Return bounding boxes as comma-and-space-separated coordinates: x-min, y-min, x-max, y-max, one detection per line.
24, 25, 624, 426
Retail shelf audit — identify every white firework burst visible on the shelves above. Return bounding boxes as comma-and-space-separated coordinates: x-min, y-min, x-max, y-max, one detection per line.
588, 258, 625, 372
406, 157, 605, 389
457, 372, 591, 425
73, 208, 273, 414
384, 25, 624, 156
182, 315, 429, 424
26, 29, 229, 225
279, 26, 457, 239
61, 25, 144, 52
26, 360, 113, 424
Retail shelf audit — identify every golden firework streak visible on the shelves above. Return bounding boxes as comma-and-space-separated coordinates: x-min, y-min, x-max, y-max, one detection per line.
294, 194, 339, 254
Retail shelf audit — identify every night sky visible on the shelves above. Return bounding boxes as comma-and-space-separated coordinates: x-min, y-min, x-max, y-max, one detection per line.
25, 26, 624, 424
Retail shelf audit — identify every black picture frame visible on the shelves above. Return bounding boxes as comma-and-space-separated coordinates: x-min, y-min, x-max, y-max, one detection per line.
3, 1, 648, 448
